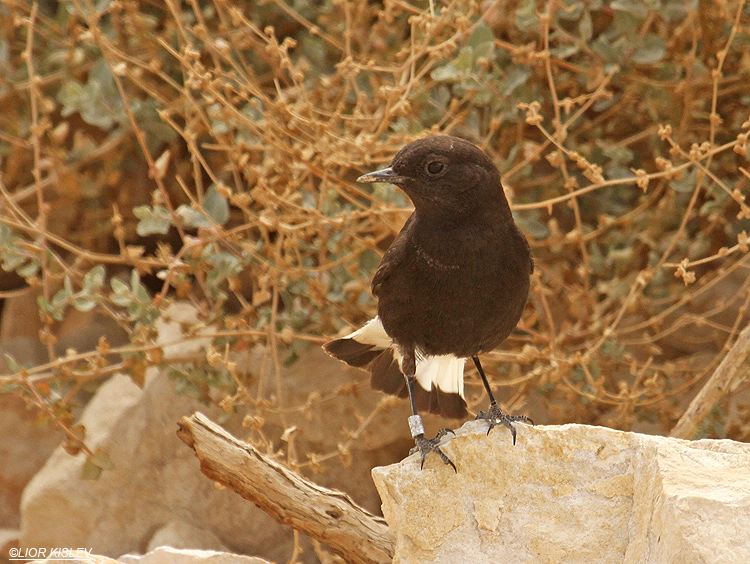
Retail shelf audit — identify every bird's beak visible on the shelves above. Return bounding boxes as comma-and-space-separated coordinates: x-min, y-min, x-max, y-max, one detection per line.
357, 167, 408, 185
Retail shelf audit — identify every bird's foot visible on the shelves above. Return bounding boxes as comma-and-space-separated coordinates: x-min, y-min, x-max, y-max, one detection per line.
476, 403, 533, 445
409, 429, 456, 472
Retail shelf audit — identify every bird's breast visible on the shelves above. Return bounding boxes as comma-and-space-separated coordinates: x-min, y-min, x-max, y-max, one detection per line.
376, 222, 531, 357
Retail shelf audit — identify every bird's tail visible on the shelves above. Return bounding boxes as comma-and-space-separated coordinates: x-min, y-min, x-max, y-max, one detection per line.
323, 317, 467, 419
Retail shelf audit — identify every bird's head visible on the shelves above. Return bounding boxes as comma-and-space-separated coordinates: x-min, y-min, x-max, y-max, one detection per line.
357, 136, 510, 220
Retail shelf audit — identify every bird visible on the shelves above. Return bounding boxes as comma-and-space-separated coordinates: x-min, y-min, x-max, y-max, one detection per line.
324, 135, 533, 470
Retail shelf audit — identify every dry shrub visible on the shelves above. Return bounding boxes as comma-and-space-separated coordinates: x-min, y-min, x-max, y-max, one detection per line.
1, 0, 750, 472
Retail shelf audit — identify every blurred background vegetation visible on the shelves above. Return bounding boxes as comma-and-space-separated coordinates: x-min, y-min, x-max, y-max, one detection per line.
1, 0, 750, 475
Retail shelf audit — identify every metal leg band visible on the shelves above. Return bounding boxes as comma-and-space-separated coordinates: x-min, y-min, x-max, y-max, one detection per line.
408, 415, 425, 438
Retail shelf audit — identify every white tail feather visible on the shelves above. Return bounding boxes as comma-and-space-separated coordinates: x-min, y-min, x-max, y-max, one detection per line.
347, 317, 392, 348
347, 316, 465, 397
416, 355, 465, 398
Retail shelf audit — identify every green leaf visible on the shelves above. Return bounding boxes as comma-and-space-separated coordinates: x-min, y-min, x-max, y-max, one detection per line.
601, 144, 634, 165
206, 251, 242, 281
95, 0, 112, 13
130, 269, 149, 301
612, 11, 640, 36
631, 35, 666, 64
110, 277, 132, 306
516, 0, 540, 32
663, 0, 689, 21
611, 0, 649, 19
2, 252, 25, 272
551, 43, 580, 59
357, 248, 381, 277
579, 10, 593, 41
504, 67, 531, 95
83, 265, 106, 290
16, 261, 40, 278
203, 186, 230, 225
37, 295, 52, 318
606, 166, 634, 181
176, 187, 230, 227
556, 0, 584, 20
71, 294, 98, 312
175, 205, 203, 228
513, 214, 550, 240
89, 448, 115, 470
58, 59, 124, 130
467, 21, 495, 60
670, 168, 697, 193
3, 353, 21, 373
453, 47, 474, 72
111, 277, 129, 294
57, 81, 87, 118
81, 459, 103, 480
63, 275, 74, 297
0, 382, 20, 393
431, 64, 460, 82
53, 285, 71, 305
591, 37, 620, 64
134, 205, 172, 236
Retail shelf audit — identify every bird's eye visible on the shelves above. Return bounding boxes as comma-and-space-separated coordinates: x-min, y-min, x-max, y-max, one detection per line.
425, 161, 445, 175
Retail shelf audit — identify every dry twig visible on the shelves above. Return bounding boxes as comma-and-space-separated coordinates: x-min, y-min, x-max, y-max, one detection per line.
176, 412, 394, 564
670, 322, 750, 439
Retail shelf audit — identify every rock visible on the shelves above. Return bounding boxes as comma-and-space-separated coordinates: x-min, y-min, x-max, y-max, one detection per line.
15, 301, 407, 563
145, 521, 228, 553
0, 337, 48, 371
152, 303, 215, 361
1, 528, 20, 560
371, 421, 750, 564
19, 370, 309, 563
53, 311, 130, 358
27, 553, 120, 564
119, 547, 272, 564
0, 290, 42, 343
0, 394, 60, 528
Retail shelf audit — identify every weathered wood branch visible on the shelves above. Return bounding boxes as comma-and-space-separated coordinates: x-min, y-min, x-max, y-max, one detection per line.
177, 412, 393, 564
671, 321, 750, 439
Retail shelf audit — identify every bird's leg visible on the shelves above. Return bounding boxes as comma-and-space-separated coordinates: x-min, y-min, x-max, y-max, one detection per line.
401, 349, 456, 471
473, 356, 533, 444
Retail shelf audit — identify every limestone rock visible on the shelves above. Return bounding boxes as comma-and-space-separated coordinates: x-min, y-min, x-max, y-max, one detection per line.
0, 337, 47, 372
0, 393, 60, 528
27, 550, 271, 564
1, 527, 20, 560
371, 421, 750, 564
19, 371, 305, 563
16, 300, 407, 562
0, 289, 42, 342
53, 311, 130, 358
28, 553, 121, 564
145, 521, 228, 553
19, 302, 305, 561
119, 547, 272, 564
153, 302, 215, 361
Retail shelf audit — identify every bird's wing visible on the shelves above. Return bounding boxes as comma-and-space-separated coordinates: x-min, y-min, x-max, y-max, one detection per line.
371, 213, 415, 298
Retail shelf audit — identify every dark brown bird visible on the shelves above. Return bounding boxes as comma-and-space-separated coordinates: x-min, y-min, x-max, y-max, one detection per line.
324, 135, 533, 470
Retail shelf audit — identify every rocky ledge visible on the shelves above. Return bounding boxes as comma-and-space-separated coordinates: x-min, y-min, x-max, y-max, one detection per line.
372, 421, 750, 564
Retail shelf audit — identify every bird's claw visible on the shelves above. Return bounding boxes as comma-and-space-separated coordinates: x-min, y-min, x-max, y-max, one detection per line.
476, 404, 533, 445
409, 428, 456, 472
